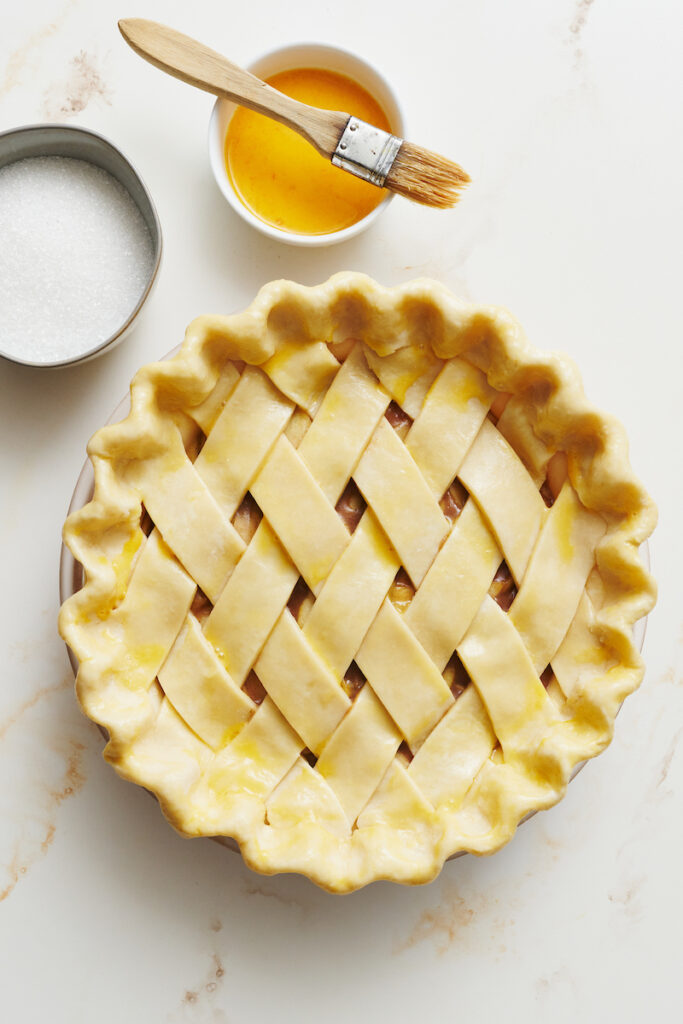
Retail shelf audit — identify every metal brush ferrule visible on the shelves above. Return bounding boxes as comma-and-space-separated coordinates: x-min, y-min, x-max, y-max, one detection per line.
331, 118, 402, 187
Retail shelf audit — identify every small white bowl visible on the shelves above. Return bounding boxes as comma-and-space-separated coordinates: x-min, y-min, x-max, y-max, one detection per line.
208, 43, 405, 247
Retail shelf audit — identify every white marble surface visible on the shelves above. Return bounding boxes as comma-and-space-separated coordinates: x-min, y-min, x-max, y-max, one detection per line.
0, 0, 680, 1020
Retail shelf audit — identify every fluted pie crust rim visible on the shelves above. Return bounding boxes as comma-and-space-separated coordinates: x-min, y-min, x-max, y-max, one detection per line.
59, 273, 657, 892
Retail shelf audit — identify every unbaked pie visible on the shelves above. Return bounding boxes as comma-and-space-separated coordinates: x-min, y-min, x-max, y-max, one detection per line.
59, 274, 656, 892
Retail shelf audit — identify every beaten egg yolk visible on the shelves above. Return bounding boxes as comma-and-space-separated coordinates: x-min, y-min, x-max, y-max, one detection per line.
224, 67, 392, 235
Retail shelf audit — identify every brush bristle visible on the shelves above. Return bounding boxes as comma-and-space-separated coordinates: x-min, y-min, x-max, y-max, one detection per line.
384, 140, 470, 209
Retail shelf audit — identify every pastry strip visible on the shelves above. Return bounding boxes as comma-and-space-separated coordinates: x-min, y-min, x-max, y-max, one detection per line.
356, 601, 454, 749
194, 366, 294, 517
267, 760, 350, 837
458, 597, 560, 760
296, 344, 390, 502
510, 481, 606, 673
188, 361, 241, 434
551, 591, 615, 701
353, 418, 449, 586
251, 435, 350, 591
158, 614, 253, 749
408, 685, 496, 809
204, 521, 298, 684
138, 442, 244, 602
406, 360, 494, 496
403, 499, 502, 671
254, 611, 350, 755
495, 397, 553, 487
363, 343, 444, 417
208, 698, 302, 801
118, 697, 211, 796
358, 760, 435, 828
102, 529, 195, 691
316, 684, 402, 822
458, 418, 547, 584
303, 510, 400, 677
262, 340, 340, 415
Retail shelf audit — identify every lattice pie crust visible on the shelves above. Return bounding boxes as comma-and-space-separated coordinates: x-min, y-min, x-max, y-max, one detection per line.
59, 274, 656, 892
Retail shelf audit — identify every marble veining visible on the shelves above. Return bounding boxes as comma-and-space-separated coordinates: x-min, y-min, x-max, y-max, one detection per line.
166, 922, 229, 1024
392, 882, 514, 956
0, 672, 91, 903
0, 0, 79, 98
243, 878, 312, 914
43, 49, 111, 119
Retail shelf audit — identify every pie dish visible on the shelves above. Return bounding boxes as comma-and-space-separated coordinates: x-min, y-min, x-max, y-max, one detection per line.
59, 273, 657, 893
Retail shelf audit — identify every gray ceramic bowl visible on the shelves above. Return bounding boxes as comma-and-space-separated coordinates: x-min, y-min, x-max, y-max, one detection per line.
0, 123, 162, 368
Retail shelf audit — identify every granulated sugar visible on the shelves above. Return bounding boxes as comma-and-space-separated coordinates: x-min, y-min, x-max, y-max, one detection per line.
0, 156, 155, 364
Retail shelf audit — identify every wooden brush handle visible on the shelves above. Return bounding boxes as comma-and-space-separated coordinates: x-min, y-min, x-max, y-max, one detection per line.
118, 18, 348, 157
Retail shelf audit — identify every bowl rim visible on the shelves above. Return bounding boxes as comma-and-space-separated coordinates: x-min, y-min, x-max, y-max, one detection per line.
207, 41, 406, 248
0, 122, 163, 369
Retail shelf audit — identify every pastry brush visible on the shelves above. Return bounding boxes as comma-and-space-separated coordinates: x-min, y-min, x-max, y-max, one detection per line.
118, 18, 470, 209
